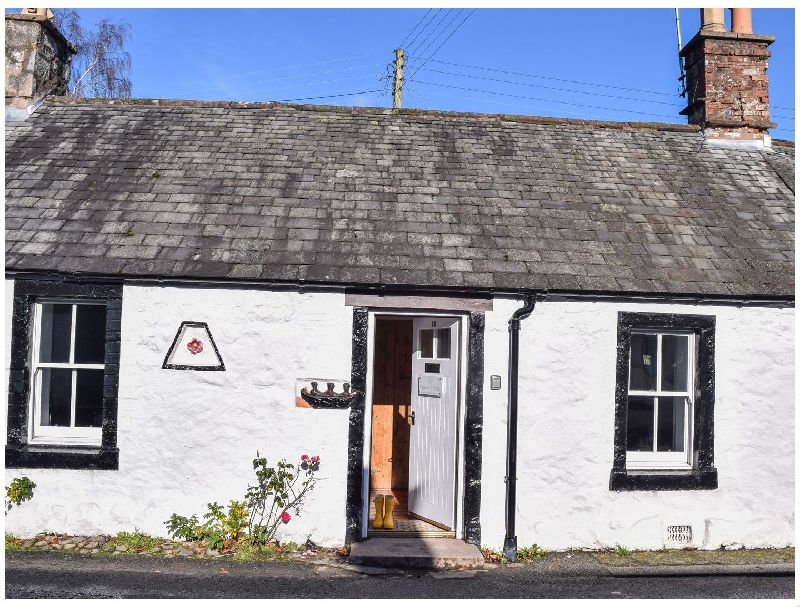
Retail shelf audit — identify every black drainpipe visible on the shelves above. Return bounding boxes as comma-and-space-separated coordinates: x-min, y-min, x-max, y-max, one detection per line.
503, 294, 536, 562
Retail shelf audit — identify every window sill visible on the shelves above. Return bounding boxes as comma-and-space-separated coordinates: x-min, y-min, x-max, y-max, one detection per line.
28, 437, 103, 447
609, 467, 717, 491
5, 444, 119, 470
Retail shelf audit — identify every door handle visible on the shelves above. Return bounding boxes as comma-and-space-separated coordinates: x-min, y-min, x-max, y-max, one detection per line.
409, 411, 415, 425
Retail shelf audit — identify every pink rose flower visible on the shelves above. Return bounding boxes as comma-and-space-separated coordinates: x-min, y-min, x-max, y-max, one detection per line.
281, 511, 291, 523
186, 338, 203, 355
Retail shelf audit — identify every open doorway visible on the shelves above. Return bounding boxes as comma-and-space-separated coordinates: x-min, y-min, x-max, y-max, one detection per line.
368, 315, 460, 537
369, 317, 413, 528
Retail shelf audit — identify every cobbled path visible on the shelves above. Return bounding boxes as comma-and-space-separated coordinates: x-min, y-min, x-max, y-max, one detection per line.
7, 533, 331, 562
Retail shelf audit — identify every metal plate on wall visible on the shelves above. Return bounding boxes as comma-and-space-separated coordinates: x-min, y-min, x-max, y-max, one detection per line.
418, 375, 442, 397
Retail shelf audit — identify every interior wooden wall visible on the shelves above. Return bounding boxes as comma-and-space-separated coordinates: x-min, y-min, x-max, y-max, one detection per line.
370, 318, 413, 500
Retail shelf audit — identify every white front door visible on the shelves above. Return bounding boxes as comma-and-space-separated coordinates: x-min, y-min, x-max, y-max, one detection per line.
408, 317, 460, 528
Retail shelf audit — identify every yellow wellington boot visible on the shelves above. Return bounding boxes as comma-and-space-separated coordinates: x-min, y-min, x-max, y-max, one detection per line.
383, 495, 395, 529
372, 494, 385, 529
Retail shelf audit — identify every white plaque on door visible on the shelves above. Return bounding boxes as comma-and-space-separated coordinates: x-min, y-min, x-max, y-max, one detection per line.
418, 376, 442, 397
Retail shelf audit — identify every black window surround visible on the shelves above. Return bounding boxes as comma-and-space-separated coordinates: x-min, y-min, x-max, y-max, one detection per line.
610, 312, 717, 491
6, 279, 122, 470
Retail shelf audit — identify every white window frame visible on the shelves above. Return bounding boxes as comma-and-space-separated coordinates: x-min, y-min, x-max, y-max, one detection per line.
417, 324, 452, 361
29, 298, 106, 446
626, 330, 695, 470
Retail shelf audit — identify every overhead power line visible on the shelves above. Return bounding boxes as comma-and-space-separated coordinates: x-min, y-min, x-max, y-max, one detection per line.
277, 89, 383, 103
398, 9, 433, 48
410, 8, 478, 77
172, 63, 386, 99
406, 9, 452, 57
402, 9, 440, 53
410, 9, 465, 61
417, 67, 678, 106
243, 75, 382, 98
407, 10, 476, 78
406, 84, 429, 110
144, 52, 387, 93
412, 80, 680, 119
414, 58, 676, 98
421, 90, 678, 122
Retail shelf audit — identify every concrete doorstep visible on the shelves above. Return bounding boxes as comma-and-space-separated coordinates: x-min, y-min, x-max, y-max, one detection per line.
348, 537, 485, 571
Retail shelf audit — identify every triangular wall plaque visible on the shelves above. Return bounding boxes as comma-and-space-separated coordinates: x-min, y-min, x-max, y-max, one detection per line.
162, 321, 225, 371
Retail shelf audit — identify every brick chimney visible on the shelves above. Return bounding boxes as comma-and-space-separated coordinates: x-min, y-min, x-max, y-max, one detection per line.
5, 8, 75, 121
679, 8, 776, 148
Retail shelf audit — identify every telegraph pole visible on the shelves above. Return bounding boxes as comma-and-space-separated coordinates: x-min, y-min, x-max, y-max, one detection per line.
392, 48, 404, 109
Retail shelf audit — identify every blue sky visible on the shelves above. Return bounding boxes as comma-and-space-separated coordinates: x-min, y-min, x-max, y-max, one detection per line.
6, 6, 795, 140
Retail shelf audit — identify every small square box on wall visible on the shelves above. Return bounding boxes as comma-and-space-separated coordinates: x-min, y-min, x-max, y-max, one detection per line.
490, 375, 502, 390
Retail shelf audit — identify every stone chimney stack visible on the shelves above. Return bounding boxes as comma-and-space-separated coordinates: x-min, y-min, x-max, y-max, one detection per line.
5, 8, 75, 121
679, 8, 776, 148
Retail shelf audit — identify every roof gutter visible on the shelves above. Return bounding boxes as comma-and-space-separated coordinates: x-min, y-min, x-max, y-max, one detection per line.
3, 270, 794, 308
503, 294, 537, 562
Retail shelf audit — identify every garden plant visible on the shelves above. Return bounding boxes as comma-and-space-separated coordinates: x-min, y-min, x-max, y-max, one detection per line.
165, 453, 321, 553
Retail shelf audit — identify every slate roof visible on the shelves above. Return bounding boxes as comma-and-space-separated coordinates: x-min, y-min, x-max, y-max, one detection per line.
5, 98, 795, 298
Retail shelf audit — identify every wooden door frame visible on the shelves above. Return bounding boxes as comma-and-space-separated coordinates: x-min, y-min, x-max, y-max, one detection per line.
345, 306, 485, 546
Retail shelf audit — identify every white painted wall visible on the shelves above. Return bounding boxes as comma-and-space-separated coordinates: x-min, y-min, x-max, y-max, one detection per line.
481, 298, 794, 551
5, 283, 794, 552
5, 284, 354, 545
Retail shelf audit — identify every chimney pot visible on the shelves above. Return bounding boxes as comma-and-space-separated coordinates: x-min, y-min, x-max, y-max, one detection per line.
680, 8, 775, 147
730, 8, 753, 34
700, 8, 727, 32
22, 8, 54, 19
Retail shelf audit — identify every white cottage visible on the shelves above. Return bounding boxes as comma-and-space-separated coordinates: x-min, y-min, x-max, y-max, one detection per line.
4, 9, 794, 558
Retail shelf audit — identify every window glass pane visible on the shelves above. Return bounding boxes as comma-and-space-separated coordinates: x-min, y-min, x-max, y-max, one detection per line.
75, 369, 104, 428
419, 329, 434, 358
629, 334, 658, 391
39, 304, 72, 363
74, 305, 107, 364
626, 396, 654, 451
40, 368, 72, 426
435, 328, 451, 359
657, 396, 686, 452
661, 335, 689, 392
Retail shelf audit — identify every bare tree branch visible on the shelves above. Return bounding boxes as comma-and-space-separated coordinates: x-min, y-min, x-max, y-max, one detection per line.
51, 9, 132, 99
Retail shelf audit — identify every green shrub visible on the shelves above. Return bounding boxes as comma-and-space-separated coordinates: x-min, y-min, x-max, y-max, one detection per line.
517, 544, 545, 561
5, 477, 36, 514
165, 453, 321, 552
112, 529, 160, 553
164, 513, 201, 542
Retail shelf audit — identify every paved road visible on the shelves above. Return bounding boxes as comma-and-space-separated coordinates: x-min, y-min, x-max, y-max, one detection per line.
5, 551, 794, 600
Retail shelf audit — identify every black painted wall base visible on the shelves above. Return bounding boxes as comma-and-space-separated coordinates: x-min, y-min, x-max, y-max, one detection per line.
6, 444, 119, 470
609, 467, 718, 491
